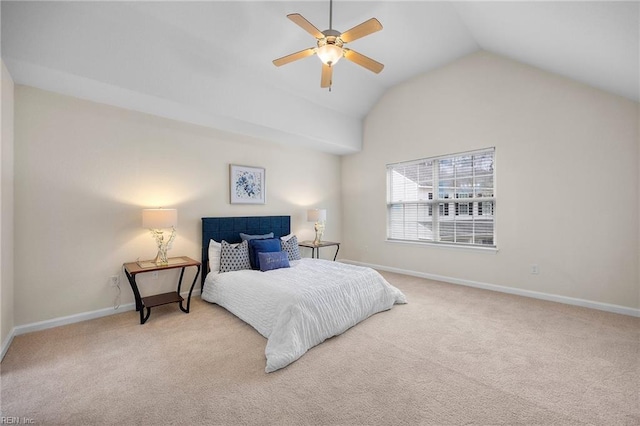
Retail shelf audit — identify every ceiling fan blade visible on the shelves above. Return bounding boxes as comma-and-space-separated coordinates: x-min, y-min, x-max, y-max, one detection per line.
339, 18, 382, 43
287, 13, 324, 39
321, 64, 333, 88
343, 49, 384, 74
273, 48, 316, 67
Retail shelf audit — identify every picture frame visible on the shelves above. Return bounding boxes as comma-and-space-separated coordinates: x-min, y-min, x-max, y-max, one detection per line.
229, 164, 266, 204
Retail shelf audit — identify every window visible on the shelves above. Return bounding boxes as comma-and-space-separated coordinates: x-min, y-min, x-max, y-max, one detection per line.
387, 148, 495, 248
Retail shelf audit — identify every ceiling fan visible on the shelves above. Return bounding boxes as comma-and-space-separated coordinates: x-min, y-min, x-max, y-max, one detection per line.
272, 0, 384, 90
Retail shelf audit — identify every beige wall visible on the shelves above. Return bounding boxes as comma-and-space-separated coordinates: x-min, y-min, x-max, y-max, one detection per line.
1, 61, 15, 345
9, 51, 640, 329
342, 51, 639, 310
14, 86, 342, 325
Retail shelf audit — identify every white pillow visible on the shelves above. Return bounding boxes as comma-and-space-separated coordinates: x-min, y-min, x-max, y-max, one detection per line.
208, 239, 221, 275
280, 233, 295, 242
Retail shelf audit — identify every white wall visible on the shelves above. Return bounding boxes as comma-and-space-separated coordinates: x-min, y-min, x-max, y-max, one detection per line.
1, 61, 15, 347
14, 86, 342, 326
342, 51, 639, 310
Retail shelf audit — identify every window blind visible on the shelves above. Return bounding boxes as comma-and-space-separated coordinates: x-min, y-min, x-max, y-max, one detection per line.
387, 148, 495, 247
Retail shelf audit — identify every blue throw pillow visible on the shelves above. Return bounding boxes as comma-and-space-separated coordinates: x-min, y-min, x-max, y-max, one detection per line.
259, 251, 290, 272
240, 232, 274, 241
248, 238, 282, 270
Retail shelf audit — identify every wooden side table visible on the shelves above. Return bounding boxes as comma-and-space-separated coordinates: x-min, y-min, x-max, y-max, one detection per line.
298, 241, 340, 261
123, 256, 201, 324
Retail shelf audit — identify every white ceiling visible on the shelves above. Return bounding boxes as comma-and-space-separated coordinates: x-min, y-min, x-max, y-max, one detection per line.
2, 1, 638, 154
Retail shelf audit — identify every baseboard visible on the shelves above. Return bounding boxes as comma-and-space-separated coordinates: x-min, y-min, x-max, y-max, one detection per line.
7, 288, 202, 352
1, 328, 15, 361
342, 259, 640, 318
13, 302, 136, 337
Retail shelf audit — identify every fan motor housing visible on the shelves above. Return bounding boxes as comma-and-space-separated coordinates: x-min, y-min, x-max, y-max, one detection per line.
318, 30, 344, 49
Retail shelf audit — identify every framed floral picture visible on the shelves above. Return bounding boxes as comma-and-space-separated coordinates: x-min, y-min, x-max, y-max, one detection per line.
229, 164, 266, 204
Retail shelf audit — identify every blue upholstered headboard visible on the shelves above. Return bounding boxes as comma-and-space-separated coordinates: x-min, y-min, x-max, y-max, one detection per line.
201, 216, 291, 288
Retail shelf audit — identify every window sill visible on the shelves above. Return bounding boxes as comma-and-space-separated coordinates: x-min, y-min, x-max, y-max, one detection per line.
385, 239, 499, 253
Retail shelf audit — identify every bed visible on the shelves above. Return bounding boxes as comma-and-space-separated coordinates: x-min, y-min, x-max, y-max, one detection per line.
200, 216, 407, 373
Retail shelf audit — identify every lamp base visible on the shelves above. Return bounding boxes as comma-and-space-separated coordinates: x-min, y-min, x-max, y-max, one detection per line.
149, 227, 176, 266
313, 221, 325, 245
153, 248, 169, 266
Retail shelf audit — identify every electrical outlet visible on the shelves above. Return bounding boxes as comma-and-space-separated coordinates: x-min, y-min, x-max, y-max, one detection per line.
110, 275, 119, 287
151, 271, 159, 279
531, 264, 539, 275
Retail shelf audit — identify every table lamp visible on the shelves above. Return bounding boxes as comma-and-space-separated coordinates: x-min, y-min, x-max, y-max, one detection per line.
307, 209, 327, 245
142, 208, 177, 266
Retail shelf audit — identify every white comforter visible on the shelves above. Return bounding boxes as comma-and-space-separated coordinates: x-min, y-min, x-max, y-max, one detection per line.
201, 259, 407, 372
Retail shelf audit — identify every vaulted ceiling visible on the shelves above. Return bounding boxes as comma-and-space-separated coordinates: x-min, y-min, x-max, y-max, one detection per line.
2, 1, 638, 154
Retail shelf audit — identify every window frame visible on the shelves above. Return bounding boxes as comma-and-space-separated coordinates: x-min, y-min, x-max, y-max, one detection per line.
386, 148, 496, 249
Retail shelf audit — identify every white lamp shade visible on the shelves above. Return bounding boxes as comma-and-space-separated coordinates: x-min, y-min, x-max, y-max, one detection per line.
142, 208, 177, 229
307, 209, 327, 222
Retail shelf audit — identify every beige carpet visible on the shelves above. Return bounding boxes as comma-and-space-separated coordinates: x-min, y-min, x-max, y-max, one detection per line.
1, 271, 638, 425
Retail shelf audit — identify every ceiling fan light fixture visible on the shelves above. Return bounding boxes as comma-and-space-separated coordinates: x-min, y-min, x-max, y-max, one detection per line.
316, 42, 343, 66
273, 1, 384, 89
